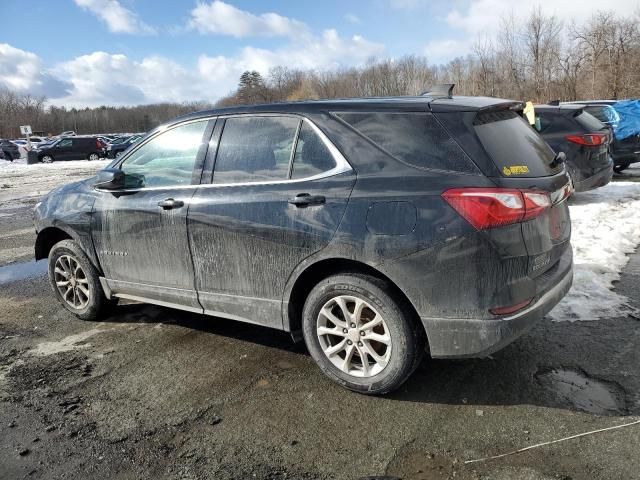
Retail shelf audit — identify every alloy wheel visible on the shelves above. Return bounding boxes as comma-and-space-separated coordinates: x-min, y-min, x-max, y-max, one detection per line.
316, 295, 391, 377
54, 254, 90, 310
88, 153, 99, 161
41, 155, 53, 163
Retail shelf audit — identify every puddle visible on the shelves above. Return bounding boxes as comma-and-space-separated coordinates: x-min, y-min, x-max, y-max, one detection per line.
0, 260, 47, 285
536, 368, 626, 415
30, 328, 110, 356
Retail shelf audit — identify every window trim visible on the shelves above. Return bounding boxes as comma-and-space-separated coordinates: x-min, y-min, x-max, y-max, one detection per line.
107, 114, 352, 192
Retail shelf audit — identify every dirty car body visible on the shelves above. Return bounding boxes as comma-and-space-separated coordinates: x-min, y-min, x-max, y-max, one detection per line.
34, 95, 573, 392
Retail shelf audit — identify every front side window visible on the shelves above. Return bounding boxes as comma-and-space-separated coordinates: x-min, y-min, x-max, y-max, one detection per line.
58, 139, 72, 148
213, 116, 299, 184
291, 122, 336, 179
120, 120, 208, 188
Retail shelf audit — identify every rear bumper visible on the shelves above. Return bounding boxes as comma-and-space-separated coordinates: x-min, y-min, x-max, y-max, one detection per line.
573, 164, 613, 192
422, 252, 573, 359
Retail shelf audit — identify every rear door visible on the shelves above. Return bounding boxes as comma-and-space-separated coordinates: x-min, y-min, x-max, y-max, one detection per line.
188, 114, 355, 328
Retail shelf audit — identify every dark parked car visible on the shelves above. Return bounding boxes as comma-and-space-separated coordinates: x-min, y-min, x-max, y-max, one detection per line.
535, 104, 613, 192
564, 100, 640, 173
35, 136, 106, 163
34, 93, 573, 394
0, 139, 21, 161
105, 134, 143, 158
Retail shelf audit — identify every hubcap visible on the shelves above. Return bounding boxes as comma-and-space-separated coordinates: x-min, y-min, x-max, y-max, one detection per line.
316, 295, 391, 378
89, 154, 98, 161
42, 156, 52, 163
54, 255, 90, 310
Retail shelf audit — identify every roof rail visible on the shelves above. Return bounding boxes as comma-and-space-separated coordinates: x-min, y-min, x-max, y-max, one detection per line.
421, 84, 455, 99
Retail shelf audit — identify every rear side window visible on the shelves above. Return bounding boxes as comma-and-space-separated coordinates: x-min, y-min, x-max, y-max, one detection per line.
213, 116, 298, 184
335, 112, 478, 173
291, 123, 336, 179
474, 110, 558, 177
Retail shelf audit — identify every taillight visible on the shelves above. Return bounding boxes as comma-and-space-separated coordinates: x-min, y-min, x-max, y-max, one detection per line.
565, 133, 607, 146
442, 188, 551, 230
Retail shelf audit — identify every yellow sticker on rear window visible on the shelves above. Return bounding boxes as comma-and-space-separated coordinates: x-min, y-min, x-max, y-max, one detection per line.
503, 165, 529, 176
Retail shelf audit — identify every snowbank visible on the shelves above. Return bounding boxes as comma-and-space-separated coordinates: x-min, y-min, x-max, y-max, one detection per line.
550, 180, 640, 321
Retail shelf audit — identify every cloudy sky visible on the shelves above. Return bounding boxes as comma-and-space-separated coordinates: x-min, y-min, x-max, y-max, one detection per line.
0, 0, 638, 107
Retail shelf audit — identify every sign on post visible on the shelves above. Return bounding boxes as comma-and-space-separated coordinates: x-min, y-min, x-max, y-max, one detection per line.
20, 125, 32, 135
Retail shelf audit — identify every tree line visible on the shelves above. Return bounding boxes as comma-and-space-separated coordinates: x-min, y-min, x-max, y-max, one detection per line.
1, 8, 638, 139
219, 8, 640, 106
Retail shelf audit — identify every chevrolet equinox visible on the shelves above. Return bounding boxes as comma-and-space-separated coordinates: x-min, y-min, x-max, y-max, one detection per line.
34, 89, 573, 394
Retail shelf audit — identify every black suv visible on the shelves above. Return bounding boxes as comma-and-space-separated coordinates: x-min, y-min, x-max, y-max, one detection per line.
534, 104, 613, 192
0, 139, 21, 161
35, 136, 106, 163
564, 100, 640, 173
34, 92, 573, 394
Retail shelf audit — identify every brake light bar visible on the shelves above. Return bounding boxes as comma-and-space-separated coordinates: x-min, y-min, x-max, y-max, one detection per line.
565, 133, 607, 146
442, 188, 552, 230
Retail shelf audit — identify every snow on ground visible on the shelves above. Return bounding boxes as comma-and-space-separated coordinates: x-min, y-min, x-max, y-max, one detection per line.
550, 178, 640, 321
1, 158, 640, 322
0, 158, 110, 206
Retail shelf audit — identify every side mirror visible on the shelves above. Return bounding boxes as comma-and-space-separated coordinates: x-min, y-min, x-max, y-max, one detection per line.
94, 168, 125, 190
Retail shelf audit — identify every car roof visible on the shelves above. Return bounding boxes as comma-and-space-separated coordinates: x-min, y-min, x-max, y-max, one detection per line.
169, 95, 524, 124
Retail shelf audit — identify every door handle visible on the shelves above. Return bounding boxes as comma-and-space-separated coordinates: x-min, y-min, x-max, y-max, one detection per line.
157, 198, 184, 210
288, 193, 326, 207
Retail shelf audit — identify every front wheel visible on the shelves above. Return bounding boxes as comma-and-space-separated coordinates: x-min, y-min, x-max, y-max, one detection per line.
48, 240, 114, 320
41, 155, 54, 163
302, 273, 425, 395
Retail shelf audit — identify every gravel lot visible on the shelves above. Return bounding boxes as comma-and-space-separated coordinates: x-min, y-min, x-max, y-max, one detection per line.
1, 160, 640, 480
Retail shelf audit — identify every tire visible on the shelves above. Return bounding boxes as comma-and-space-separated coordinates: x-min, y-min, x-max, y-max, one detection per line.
41, 155, 54, 163
614, 162, 630, 174
88, 152, 99, 161
115, 151, 123, 158
302, 273, 425, 395
5, 152, 12, 161
48, 240, 113, 320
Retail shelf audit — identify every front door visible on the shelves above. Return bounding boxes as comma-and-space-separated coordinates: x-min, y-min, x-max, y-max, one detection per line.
91, 118, 213, 311
54, 138, 74, 161
188, 115, 355, 327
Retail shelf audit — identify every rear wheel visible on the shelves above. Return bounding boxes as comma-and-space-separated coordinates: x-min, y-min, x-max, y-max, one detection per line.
115, 151, 123, 158
302, 273, 425, 394
41, 155, 54, 163
48, 240, 114, 320
88, 152, 99, 161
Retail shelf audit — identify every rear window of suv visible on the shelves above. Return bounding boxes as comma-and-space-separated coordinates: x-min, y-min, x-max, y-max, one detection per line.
575, 111, 607, 132
473, 110, 559, 178
334, 112, 479, 173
